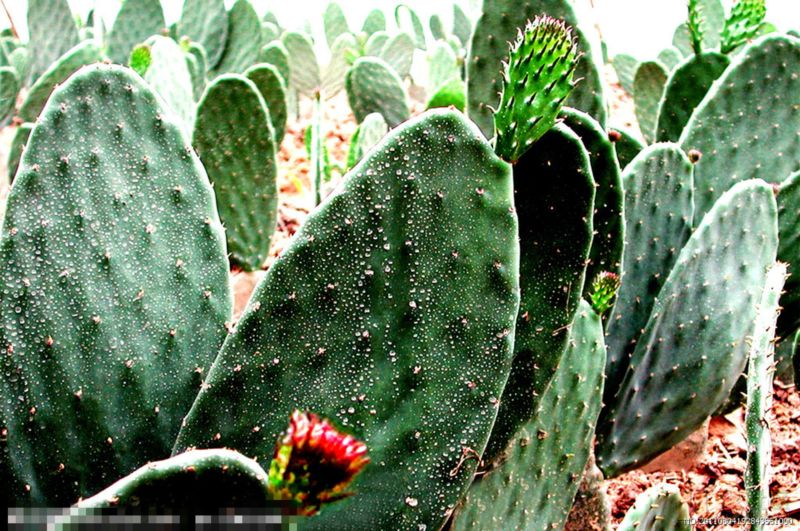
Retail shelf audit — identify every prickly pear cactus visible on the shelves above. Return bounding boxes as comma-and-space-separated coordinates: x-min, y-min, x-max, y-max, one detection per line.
193, 75, 278, 272
605, 144, 694, 404
346, 57, 410, 127
362, 9, 386, 35
245, 63, 288, 144
258, 41, 291, 87
212, 0, 261, 75
777, 171, 800, 336
177, 0, 229, 69
346, 112, 388, 170
720, 0, 766, 54
680, 35, 800, 218
596, 180, 778, 477
322, 33, 358, 97
609, 126, 644, 171
174, 109, 520, 529
19, 41, 103, 123
0, 64, 231, 506
483, 124, 594, 464
323, 2, 350, 48
395, 4, 426, 50
107, 0, 166, 65
282, 31, 320, 96
618, 484, 691, 531
7, 123, 32, 184
0, 66, 18, 125
26, 0, 79, 83
633, 61, 668, 144
453, 4, 472, 47
613, 54, 638, 95
745, 263, 785, 528
454, 300, 606, 531
365, 31, 390, 57
379, 33, 415, 79
143, 36, 195, 135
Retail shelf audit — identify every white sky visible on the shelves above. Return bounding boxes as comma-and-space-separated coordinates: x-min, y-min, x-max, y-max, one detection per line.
1, 0, 798, 60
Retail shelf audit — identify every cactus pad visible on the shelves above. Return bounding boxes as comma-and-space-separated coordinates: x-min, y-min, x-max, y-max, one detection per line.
177, 0, 228, 69
107, 0, 166, 65
346, 57, 410, 127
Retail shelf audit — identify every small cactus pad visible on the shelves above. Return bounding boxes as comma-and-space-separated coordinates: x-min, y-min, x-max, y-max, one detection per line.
26, 0, 79, 83
0, 64, 231, 505
745, 263, 785, 525
0, 66, 18, 125
455, 301, 606, 531
107, 0, 166, 65
174, 110, 520, 529
618, 484, 691, 531
633, 61, 668, 144
77, 449, 271, 510
193, 75, 278, 272
680, 35, 800, 218
245, 63, 288, 145
212, 0, 261, 75
143, 36, 195, 136
176, 0, 228, 69
483, 123, 594, 464
605, 144, 694, 403
345, 57, 410, 127
596, 180, 778, 477
346, 112, 388, 170
612, 54, 639, 95
655, 52, 730, 143
453, 4, 472, 47
258, 41, 291, 88
282, 31, 320, 96
493, 16, 578, 163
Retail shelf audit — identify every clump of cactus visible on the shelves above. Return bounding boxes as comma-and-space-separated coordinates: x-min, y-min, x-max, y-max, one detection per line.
0, 0, 798, 528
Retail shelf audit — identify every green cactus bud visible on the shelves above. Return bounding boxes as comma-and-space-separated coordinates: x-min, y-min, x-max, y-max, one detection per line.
720, 0, 766, 54
589, 271, 620, 316
129, 44, 152, 77
493, 16, 578, 163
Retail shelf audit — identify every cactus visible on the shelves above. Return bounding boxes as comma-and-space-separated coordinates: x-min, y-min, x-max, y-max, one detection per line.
365, 31, 390, 57
430, 15, 447, 41
605, 144, 694, 404
282, 31, 321, 96
212, 0, 261, 75
0, 66, 17, 125
0, 64, 231, 505
655, 52, 730, 143
323, 2, 350, 48
322, 33, 358, 97
467, 0, 607, 140
245, 63, 288, 145
426, 78, 466, 111
142, 36, 195, 136
193, 75, 278, 272
184, 41, 208, 100
173, 109, 520, 530
176, 0, 228, 69
379, 33, 415, 79
26, 0, 79, 83
483, 124, 594, 465
687, 0, 704, 55
7, 123, 33, 184
107, 0, 166, 65
261, 21, 279, 45
657, 47, 682, 71
258, 41, 291, 87
561, 108, 624, 291
395, 4, 427, 50
596, 179, 778, 477
454, 300, 606, 530
720, 0, 766, 54
345, 57, 410, 127
362, 9, 386, 35
428, 41, 460, 95
745, 263, 785, 528
633, 61, 668, 144
19, 41, 103, 123
680, 35, 800, 219
776, 171, 800, 342
453, 4, 472, 47
618, 484, 691, 531
345, 112, 388, 170
613, 53, 639, 95
609, 126, 644, 171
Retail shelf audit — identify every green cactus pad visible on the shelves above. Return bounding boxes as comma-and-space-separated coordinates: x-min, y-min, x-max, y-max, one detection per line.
364, 31, 390, 57
193, 75, 278, 272
453, 4, 472, 47
0, 64, 231, 506
143, 36, 195, 136
681, 35, 800, 218
612, 54, 639, 95
745, 263, 785, 525
19, 41, 103, 123
0, 66, 18, 124
282, 31, 320, 96
596, 179, 778, 477
395, 4, 427, 50
107, 0, 166, 65
345, 57, 410, 127
776, 171, 800, 336
633, 61, 668, 144
245, 63, 288, 145
655, 52, 730, 143
618, 484, 691, 531
561, 108, 624, 291
323, 2, 350, 48
322, 33, 358, 98
26, 0, 79, 83
609, 127, 644, 171
77, 449, 271, 510
185, 42, 208, 100
455, 301, 606, 531
174, 109, 519, 529
379, 33, 415, 79
212, 0, 261, 75
177, 0, 228, 69
428, 41, 460, 95
426, 78, 466, 112
657, 47, 683, 71
362, 9, 386, 35
494, 16, 578, 163
7, 123, 33, 184
258, 41, 291, 87
483, 123, 594, 464
720, 0, 766, 54
605, 144, 694, 405
260, 22, 279, 45
346, 112, 388, 170
467, 0, 607, 139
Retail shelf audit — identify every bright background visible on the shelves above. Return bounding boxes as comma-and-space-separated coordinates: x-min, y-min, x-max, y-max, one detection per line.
1, 0, 798, 60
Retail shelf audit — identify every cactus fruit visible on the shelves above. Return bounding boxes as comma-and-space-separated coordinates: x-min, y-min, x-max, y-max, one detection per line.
618, 484, 690, 531
323, 3, 350, 48
193, 75, 278, 272
245, 63, 288, 145
26, 0, 79, 83
609, 126, 644, 171
379, 33, 415, 79
18, 41, 103, 123
143, 36, 196, 136
679, 35, 800, 218
720, 0, 766, 54
173, 109, 520, 529
395, 4, 427, 50
212, 0, 261, 75
482, 124, 594, 465
0, 64, 231, 505
745, 263, 785, 528
454, 300, 606, 531
107, 0, 166, 65
362, 9, 386, 35
596, 179, 778, 477
0, 66, 17, 125
282, 31, 321, 96
346, 112, 388, 171
633, 61, 668, 144
7, 123, 33, 184
493, 17, 578, 163
258, 41, 291, 88
605, 144, 694, 403
345, 57, 410, 127
176, 0, 228, 69
655, 52, 730, 143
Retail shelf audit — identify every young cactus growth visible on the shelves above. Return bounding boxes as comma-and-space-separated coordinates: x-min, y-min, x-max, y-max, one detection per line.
687, 0, 705, 55
618, 484, 691, 531
745, 263, 786, 528
493, 16, 578, 163
720, 0, 766, 54
590, 271, 620, 316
